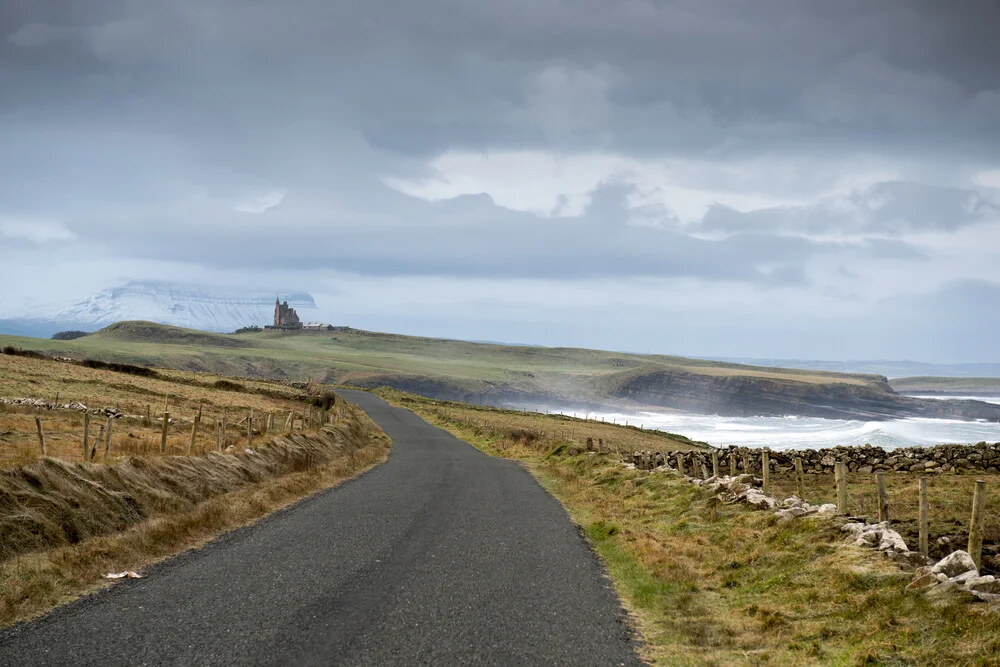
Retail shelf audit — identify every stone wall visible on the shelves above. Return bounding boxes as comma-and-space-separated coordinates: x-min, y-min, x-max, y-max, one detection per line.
629, 441, 1000, 475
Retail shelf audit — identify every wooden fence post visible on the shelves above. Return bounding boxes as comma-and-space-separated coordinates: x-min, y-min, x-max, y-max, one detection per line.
761, 449, 771, 494
91, 425, 104, 461
160, 412, 170, 453
676, 452, 686, 476
144, 403, 151, 427
969, 479, 986, 570
711, 452, 719, 478
35, 417, 46, 455
918, 477, 929, 556
876, 471, 890, 523
222, 408, 228, 448
83, 412, 91, 461
742, 453, 751, 475
247, 409, 254, 448
835, 460, 848, 514
285, 411, 293, 433
794, 458, 805, 500
189, 412, 200, 454
700, 462, 709, 480
729, 451, 737, 477
104, 416, 113, 459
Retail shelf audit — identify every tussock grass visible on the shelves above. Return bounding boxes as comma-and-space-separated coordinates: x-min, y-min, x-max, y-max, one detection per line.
0, 404, 390, 627
390, 389, 1000, 665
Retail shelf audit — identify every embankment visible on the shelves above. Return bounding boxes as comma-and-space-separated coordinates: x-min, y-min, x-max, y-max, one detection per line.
0, 404, 390, 625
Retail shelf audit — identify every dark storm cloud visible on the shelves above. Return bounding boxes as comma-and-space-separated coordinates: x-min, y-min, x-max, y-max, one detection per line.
0, 0, 997, 282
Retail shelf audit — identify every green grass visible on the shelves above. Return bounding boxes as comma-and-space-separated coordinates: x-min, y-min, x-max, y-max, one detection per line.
387, 389, 1000, 665
891, 376, 1000, 394
0, 321, 890, 411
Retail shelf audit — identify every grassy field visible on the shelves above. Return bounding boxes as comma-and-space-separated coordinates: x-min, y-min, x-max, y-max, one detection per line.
891, 376, 1000, 395
0, 322, 887, 413
385, 389, 1000, 665
0, 350, 319, 469
0, 351, 391, 626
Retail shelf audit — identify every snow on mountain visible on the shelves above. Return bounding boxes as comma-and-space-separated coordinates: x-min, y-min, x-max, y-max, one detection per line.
31, 281, 323, 333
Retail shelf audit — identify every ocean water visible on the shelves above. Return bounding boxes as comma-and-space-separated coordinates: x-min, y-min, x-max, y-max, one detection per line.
557, 399, 1000, 451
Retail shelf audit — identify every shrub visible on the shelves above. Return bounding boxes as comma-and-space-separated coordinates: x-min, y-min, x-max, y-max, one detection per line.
79, 359, 159, 378
51, 331, 90, 341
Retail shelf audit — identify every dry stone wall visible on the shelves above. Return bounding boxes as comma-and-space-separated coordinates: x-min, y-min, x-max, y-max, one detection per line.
630, 441, 1000, 475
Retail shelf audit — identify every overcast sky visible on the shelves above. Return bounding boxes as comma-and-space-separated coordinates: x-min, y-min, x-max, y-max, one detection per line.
2, 1, 999, 361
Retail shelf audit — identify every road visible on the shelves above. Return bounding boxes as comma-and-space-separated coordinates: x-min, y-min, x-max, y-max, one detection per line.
0, 390, 640, 665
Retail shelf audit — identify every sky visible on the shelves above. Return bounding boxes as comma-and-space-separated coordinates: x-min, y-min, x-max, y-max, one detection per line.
1, 1, 1000, 362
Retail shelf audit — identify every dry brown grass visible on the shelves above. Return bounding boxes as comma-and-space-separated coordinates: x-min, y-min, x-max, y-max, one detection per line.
0, 354, 313, 468
0, 404, 390, 627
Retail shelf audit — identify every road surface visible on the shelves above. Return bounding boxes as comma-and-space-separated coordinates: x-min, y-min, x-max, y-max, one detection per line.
0, 390, 640, 665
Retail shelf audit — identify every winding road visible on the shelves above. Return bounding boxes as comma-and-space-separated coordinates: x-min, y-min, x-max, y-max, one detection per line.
0, 390, 640, 665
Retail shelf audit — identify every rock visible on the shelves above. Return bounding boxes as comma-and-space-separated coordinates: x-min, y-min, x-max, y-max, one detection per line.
906, 573, 938, 590
745, 489, 778, 510
815, 504, 839, 517
841, 522, 865, 534
964, 577, 1000, 595
820, 455, 836, 466
931, 551, 978, 579
951, 570, 983, 585
877, 528, 909, 553
858, 465, 874, 474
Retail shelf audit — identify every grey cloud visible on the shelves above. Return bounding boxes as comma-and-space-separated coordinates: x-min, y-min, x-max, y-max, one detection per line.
701, 181, 998, 236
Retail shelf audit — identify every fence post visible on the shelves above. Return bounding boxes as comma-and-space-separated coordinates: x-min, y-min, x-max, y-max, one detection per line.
35, 417, 46, 455
761, 449, 771, 494
104, 416, 113, 459
676, 452, 686, 476
160, 412, 170, 453
876, 471, 889, 523
189, 412, 200, 454
711, 452, 719, 478
969, 479, 986, 570
729, 451, 737, 477
835, 460, 848, 513
795, 458, 805, 500
285, 411, 293, 433
742, 453, 751, 475
144, 403, 151, 427
91, 425, 104, 461
247, 409, 254, 448
700, 462, 709, 480
918, 477, 929, 556
83, 412, 91, 461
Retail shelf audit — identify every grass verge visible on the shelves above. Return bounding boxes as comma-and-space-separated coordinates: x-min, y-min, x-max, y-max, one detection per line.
383, 389, 1000, 665
0, 405, 390, 628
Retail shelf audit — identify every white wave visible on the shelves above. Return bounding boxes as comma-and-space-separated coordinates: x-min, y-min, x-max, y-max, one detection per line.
558, 409, 1000, 451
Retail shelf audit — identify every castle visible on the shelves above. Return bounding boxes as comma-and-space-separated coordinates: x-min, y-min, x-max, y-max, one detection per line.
272, 297, 301, 329
265, 297, 332, 331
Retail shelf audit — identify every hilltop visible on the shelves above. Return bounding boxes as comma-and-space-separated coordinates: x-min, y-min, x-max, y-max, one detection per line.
2, 321, 999, 421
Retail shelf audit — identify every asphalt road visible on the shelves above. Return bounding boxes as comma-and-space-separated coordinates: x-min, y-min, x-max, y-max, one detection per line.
0, 390, 640, 666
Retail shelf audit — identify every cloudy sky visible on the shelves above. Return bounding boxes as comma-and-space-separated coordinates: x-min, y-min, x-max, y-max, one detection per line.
2, 1, 999, 361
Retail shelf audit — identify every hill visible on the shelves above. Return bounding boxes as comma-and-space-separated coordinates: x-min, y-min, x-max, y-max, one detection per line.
3, 321, 1000, 421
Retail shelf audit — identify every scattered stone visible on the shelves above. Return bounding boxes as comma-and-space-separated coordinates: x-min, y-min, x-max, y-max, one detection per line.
930, 551, 978, 579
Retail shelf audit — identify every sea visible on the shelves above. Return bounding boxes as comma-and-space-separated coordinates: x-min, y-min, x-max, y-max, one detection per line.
556, 395, 1000, 451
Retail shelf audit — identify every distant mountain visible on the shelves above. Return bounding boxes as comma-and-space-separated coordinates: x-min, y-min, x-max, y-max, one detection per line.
704, 357, 1000, 379
0, 281, 321, 336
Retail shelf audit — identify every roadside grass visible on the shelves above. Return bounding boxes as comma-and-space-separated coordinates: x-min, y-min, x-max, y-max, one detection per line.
373, 387, 710, 454
385, 389, 1000, 665
0, 353, 392, 627
0, 414, 390, 627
